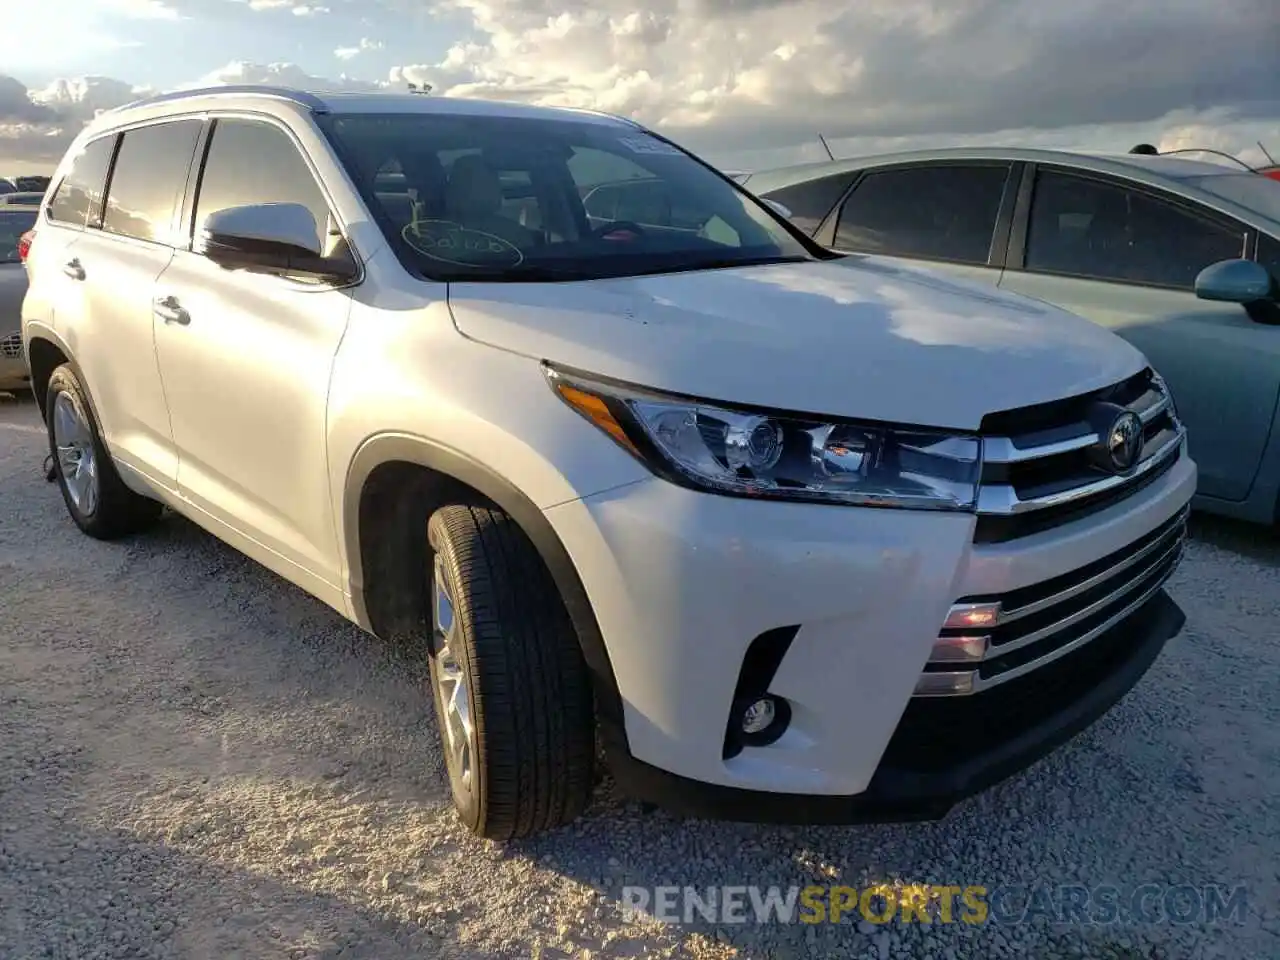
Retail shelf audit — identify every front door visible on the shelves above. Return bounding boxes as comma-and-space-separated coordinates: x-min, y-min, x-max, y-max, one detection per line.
999, 167, 1275, 502
154, 115, 354, 587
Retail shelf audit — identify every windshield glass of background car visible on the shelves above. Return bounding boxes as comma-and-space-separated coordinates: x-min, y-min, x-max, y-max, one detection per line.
319, 112, 812, 281
1188, 173, 1280, 222
0, 209, 36, 263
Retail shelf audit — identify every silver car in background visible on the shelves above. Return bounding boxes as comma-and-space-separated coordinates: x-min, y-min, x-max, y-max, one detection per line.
1, 206, 37, 392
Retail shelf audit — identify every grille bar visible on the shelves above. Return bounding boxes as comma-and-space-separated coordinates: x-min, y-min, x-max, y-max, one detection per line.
0, 332, 22, 360
977, 425, 1183, 516
973, 370, 1184, 541
917, 505, 1187, 696
980, 506, 1188, 628
981, 387, 1170, 465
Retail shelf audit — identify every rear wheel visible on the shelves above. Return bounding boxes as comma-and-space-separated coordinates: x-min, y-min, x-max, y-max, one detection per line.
426, 504, 595, 839
45, 364, 162, 539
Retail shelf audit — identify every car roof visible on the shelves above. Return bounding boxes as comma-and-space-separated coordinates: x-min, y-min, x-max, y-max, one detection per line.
84, 84, 641, 138
744, 146, 1244, 192
743, 145, 1280, 230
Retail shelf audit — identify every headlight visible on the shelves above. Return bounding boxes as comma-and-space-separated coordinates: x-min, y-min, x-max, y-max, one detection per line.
545, 365, 980, 511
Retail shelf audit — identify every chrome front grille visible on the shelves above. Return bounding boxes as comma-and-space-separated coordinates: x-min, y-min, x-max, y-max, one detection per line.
916, 505, 1188, 697
0, 332, 22, 359
974, 369, 1185, 542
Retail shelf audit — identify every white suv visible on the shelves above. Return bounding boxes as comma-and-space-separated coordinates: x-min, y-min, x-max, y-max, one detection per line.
22, 85, 1196, 839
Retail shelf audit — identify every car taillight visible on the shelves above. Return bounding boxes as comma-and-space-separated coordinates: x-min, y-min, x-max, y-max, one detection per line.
17, 229, 34, 263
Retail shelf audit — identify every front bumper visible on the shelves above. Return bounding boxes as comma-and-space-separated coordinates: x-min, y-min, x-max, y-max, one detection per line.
609, 588, 1184, 823
545, 451, 1194, 818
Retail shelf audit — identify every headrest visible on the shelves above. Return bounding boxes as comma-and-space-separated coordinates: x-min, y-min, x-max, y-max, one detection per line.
445, 155, 503, 219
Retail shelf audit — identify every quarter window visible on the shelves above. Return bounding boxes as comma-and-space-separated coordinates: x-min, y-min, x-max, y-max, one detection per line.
47, 136, 117, 227
101, 119, 203, 245
760, 172, 859, 236
193, 118, 332, 252
833, 164, 1011, 265
1024, 171, 1247, 289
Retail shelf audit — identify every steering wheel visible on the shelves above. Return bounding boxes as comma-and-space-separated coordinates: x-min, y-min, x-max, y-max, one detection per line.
591, 220, 648, 241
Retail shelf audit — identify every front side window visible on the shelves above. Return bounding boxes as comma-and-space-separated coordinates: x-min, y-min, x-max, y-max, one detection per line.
833, 164, 1011, 265
193, 118, 332, 251
0, 209, 38, 263
47, 135, 117, 227
1024, 171, 1246, 289
319, 112, 817, 282
102, 119, 203, 245
761, 172, 859, 236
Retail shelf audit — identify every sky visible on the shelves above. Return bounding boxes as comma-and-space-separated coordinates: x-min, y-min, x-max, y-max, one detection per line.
2, 0, 1279, 174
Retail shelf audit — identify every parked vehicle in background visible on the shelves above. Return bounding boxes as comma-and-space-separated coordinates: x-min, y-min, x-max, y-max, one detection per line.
3, 175, 52, 194
1, 207, 37, 392
24, 87, 1194, 839
744, 148, 1280, 526
0, 192, 45, 207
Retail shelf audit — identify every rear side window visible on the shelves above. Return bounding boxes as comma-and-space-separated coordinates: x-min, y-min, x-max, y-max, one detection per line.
48, 136, 117, 227
760, 172, 858, 236
193, 118, 331, 251
834, 164, 1011, 265
102, 119, 203, 245
1024, 171, 1246, 289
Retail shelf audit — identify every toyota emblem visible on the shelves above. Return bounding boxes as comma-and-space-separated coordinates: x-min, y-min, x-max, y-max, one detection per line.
1105, 411, 1144, 472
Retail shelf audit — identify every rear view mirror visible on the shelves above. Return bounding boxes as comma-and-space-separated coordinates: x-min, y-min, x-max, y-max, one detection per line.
196, 202, 358, 284
1194, 258, 1276, 304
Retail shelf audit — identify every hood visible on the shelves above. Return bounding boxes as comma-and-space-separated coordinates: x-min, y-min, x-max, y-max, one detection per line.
446, 256, 1148, 431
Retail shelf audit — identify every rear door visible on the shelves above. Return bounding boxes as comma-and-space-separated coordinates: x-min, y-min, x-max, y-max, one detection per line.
67, 117, 205, 489
998, 166, 1267, 502
816, 161, 1018, 286
22, 135, 117, 349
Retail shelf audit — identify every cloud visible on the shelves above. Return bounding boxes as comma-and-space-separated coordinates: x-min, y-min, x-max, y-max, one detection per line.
388, 0, 1279, 154
101, 0, 182, 18
335, 38, 384, 60
2, 0, 1279, 170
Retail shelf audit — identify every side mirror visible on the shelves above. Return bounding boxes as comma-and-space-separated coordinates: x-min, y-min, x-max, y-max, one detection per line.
1194, 258, 1277, 304
195, 203, 357, 283
760, 197, 793, 220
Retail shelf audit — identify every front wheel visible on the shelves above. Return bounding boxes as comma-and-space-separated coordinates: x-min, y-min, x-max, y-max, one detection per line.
426, 504, 596, 840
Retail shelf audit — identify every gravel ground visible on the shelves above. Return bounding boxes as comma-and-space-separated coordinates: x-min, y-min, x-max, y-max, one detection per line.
1, 391, 1277, 960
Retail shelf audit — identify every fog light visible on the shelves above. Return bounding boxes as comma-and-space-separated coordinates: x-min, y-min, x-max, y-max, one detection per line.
741, 697, 776, 734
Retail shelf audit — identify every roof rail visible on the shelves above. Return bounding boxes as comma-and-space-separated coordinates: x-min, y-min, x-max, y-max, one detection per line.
110, 84, 330, 115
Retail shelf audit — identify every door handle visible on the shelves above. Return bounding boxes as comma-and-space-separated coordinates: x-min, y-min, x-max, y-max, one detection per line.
63, 259, 85, 281
153, 295, 190, 325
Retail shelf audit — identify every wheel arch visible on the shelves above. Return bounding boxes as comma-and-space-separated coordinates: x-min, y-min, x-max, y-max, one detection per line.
342, 433, 628, 751
25, 326, 76, 420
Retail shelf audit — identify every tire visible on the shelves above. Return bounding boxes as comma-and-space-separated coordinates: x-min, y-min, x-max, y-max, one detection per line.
426, 504, 596, 840
45, 364, 163, 540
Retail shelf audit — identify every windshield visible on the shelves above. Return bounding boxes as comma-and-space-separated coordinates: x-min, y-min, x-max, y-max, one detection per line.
319, 112, 821, 282
0, 209, 36, 263
1187, 172, 1280, 223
